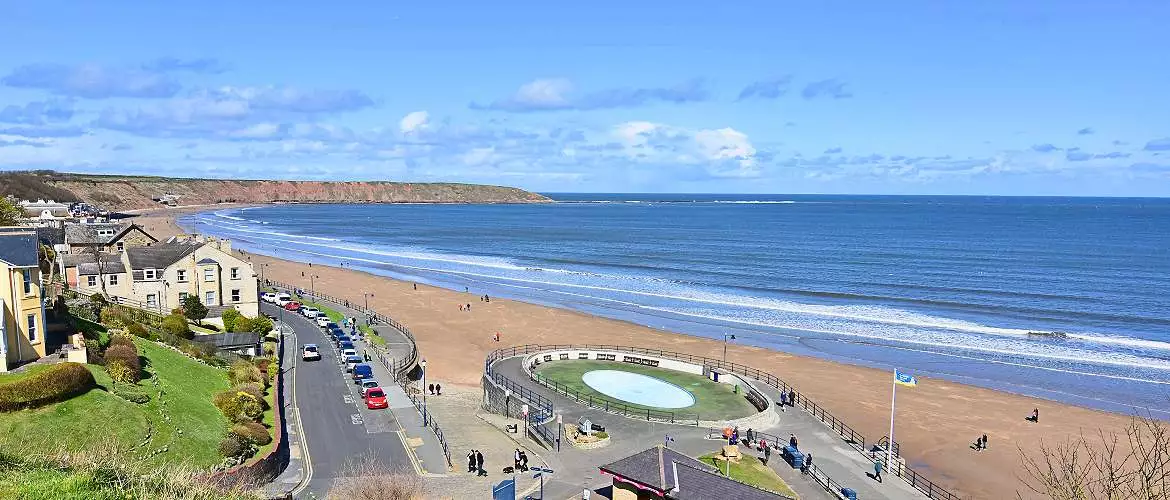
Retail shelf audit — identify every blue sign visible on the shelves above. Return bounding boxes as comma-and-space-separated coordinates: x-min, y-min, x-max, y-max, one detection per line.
493, 479, 516, 500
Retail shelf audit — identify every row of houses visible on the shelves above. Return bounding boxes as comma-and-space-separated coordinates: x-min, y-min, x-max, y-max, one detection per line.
1, 220, 259, 371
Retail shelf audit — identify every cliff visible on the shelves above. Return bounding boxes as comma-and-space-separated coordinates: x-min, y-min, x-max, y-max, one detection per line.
0, 171, 551, 211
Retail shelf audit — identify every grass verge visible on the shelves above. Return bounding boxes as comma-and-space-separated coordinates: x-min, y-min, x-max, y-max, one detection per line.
534, 360, 756, 419
699, 453, 798, 499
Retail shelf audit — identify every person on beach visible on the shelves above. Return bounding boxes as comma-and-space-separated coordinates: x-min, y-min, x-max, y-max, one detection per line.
459, 304, 464, 311
1026, 408, 1039, 422
466, 303, 472, 311
436, 383, 442, 395
428, 383, 435, 395
486, 295, 490, 302
494, 332, 501, 342
413, 283, 417, 290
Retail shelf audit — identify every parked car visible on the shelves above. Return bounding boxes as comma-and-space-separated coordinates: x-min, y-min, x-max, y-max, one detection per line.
365, 387, 388, 409
283, 301, 302, 312
339, 340, 355, 351
302, 343, 320, 361
329, 327, 344, 339
275, 293, 293, 306
316, 317, 333, 328
360, 379, 379, 394
345, 355, 363, 372
301, 307, 320, 318
261, 292, 277, 303
336, 335, 351, 345
351, 364, 373, 383
342, 348, 358, 359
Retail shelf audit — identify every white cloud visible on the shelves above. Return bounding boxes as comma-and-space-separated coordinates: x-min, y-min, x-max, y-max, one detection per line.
460, 146, 497, 166
611, 121, 758, 177
399, 111, 430, 134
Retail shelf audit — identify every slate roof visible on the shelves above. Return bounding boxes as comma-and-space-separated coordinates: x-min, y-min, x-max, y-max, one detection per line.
126, 242, 199, 270
0, 230, 39, 267
196, 257, 219, 265
64, 222, 156, 246
601, 446, 787, 500
61, 252, 126, 275
36, 226, 65, 246
191, 332, 261, 349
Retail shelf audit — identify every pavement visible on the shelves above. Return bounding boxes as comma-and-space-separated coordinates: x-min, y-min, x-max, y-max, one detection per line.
259, 302, 416, 498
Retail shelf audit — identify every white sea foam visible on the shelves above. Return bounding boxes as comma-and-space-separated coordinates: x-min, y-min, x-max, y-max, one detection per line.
712, 200, 797, 204
213, 212, 245, 221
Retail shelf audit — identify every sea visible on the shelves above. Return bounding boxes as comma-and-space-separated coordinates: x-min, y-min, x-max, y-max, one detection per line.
180, 194, 1170, 415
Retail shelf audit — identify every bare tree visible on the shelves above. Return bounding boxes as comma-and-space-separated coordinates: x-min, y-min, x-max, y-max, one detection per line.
1019, 414, 1170, 500
327, 452, 424, 500
86, 245, 110, 296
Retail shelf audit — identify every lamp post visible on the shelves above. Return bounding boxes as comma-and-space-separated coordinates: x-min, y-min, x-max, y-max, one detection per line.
419, 358, 428, 426
363, 291, 373, 312
723, 334, 736, 362
260, 263, 269, 283
310, 274, 318, 298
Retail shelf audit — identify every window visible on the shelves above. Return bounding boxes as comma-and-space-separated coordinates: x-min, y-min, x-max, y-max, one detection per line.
27, 314, 37, 342
116, 241, 125, 251
21, 269, 32, 295
179, 292, 188, 302
108, 274, 119, 286
204, 268, 215, 282
176, 269, 187, 282
97, 229, 114, 237
204, 291, 215, 305
144, 268, 158, 280
146, 294, 158, 308
231, 289, 241, 302
230, 267, 240, 279
87, 275, 97, 287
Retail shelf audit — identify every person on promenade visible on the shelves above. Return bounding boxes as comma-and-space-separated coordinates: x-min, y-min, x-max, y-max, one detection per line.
428, 383, 435, 395
779, 392, 787, 408
789, 433, 798, 449
520, 450, 529, 470
468, 450, 476, 473
802, 453, 812, 474
746, 428, 754, 447
514, 449, 521, 470
1026, 408, 1039, 422
476, 450, 486, 476
788, 389, 796, 406
873, 459, 883, 483
763, 443, 772, 466
759, 437, 767, 451
436, 383, 442, 395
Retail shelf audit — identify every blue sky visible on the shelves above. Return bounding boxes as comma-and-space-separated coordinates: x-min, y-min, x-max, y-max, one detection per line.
1, 1, 1168, 195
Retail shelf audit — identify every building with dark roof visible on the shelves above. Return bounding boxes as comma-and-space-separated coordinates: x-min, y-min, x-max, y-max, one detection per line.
600, 446, 790, 500
1, 228, 47, 372
63, 222, 157, 254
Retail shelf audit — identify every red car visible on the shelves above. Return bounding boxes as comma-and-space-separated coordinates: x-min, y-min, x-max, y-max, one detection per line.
283, 301, 302, 311
365, 387, 388, 409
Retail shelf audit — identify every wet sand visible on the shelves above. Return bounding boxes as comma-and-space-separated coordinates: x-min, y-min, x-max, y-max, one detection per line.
133, 204, 1139, 499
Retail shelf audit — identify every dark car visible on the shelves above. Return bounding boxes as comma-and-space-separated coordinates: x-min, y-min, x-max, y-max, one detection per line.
351, 364, 373, 383
339, 340, 354, 351
336, 335, 352, 345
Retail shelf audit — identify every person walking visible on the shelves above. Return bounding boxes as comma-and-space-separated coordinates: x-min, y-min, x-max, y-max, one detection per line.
788, 389, 796, 407
436, 383, 442, 395
467, 450, 476, 473
428, 383, 435, 395
514, 449, 521, 471
520, 451, 529, 470
779, 392, 787, 409
873, 459, 883, 483
476, 450, 486, 476
413, 283, 417, 291
802, 453, 813, 474
789, 433, 798, 449
746, 428, 754, 446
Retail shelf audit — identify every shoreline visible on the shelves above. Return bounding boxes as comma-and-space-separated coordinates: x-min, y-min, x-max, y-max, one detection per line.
133, 203, 1140, 499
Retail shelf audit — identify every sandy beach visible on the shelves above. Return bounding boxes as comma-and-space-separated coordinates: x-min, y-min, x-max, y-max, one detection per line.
134, 204, 1138, 499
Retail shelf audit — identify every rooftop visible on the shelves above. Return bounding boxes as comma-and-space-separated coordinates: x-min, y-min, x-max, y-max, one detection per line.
0, 229, 39, 267
126, 241, 200, 270
600, 446, 787, 500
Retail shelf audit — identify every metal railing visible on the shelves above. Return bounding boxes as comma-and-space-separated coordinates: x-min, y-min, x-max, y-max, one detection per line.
485, 344, 962, 500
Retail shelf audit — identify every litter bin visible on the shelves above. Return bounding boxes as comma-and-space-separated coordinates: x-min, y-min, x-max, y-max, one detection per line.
841, 487, 857, 500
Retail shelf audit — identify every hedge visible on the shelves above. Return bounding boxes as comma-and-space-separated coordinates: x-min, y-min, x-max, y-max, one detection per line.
231, 421, 272, 446
0, 362, 96, 412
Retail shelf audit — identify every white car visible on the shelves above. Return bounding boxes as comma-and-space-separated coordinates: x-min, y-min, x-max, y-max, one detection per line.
342, 348, 358, 359
302, 344, 320, 361
261, 292, 277, 303
301, 307, 321, 318
345, 355, 363, 372
275, 293, 293, 306
316, 316, 332, 328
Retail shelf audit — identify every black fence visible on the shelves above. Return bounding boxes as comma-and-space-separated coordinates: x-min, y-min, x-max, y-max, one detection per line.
485, 344, 962, 500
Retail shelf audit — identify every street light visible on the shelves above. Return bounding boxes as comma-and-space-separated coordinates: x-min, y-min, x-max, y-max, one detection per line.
363, 291, 373, 312
420, 358, 428, 426
260, 263, 269, 283
723, 334, 736, 362
310, 274, 319, 297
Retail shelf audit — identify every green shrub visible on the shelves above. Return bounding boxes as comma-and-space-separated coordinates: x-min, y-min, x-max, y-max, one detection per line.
99, 308, 125, 328
227, 361, 263, 387
182, 295, 208, 325
125, 322, 151, 339
0, 362, 96, 412
232, 316, 254, 334
231, 421, 272, 446
221, 308, 241, 333
218, 434, 247, 458
213, 390, 263, 423
161, 314, 191, 339
112, 385, 151, 404
234, 383, 267, 409
108, 333, 136, 351
249, 316, 274, 335
104, 345, 141, 383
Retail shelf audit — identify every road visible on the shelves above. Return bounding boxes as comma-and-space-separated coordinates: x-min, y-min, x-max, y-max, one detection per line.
262, 303, 412, 498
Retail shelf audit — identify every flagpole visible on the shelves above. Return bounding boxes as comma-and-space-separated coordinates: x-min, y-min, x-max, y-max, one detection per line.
888, 369, 897, 474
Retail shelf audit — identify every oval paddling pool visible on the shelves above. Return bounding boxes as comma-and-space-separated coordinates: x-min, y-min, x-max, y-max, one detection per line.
581, 369, 696, 409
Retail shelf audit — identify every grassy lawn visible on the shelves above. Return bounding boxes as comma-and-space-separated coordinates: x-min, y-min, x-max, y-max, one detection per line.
700, 453, 798, 499
0, 337, 229, 470
534, 360, 756, 419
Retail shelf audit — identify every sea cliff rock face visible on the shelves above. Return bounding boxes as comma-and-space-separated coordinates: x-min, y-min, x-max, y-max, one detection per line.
3, 172, 551, 211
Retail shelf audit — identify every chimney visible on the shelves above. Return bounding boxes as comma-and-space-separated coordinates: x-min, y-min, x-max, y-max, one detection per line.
219, 239, 231, 253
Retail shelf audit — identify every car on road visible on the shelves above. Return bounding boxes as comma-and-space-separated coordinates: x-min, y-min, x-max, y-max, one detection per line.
339, 340, 355, 352
360, 379, 379, 394
352, 364, 373, 383
342, 348, 358, 359
283, 301, 302, 312
335, 334, 351, 345
261, 292, 277, 303
316, 317, 333, 328
344, 355, 363, 372
275, 293, 293, 306
301, 307, 321, 318
302, 344, 320, 361
365, 387, 388, 409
